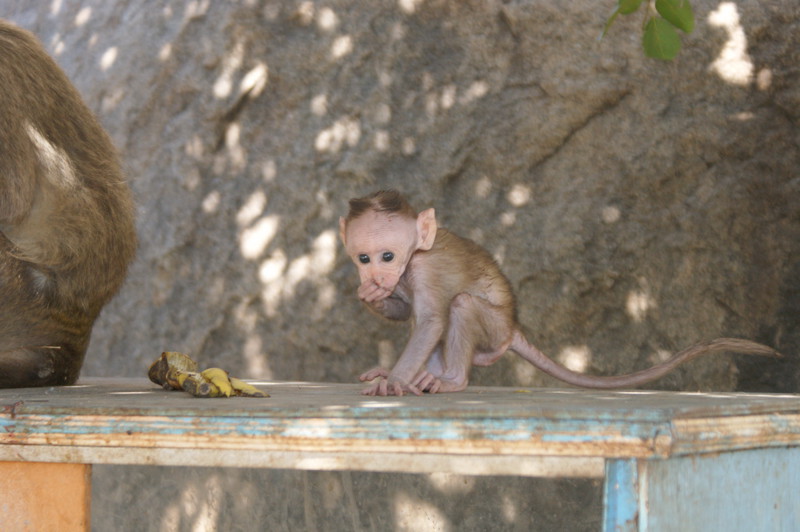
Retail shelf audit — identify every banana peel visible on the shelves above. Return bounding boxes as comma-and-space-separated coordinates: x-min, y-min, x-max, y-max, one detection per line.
148, 352, 269, 398
229, 377, 269, 397
148, 351, 197, 390
201, 368, 234, 397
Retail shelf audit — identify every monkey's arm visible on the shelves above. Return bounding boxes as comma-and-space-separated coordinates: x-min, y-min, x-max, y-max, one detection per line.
363, 298, 447, 397
363, 294, 412, 321
388, 314, 444, 393
358, 280, 413, 321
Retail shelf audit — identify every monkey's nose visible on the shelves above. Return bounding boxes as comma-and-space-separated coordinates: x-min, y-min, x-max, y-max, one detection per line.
368, 267, 383, 284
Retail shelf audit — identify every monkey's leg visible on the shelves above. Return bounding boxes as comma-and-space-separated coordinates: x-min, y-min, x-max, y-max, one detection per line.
434, 293, 514, 393
0, 345, 83, 388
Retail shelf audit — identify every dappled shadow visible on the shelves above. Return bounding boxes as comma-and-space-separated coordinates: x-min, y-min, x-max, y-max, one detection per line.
93, 465, 602, 531
6, 0, 798, 530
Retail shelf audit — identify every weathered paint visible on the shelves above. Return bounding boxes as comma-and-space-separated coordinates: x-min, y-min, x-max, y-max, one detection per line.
605, 448, 800, 532
0, 461, 90, 531
642, 447, 800, 532
0, 413, 665, 449
3, 378, 800, 531
603, 459, 640, 532
2, 379, 800, 463
0, 444, 606, 477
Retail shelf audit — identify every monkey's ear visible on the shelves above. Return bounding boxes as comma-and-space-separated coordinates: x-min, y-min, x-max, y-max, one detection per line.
416, 208, 437, 251
338, 216, 348, 245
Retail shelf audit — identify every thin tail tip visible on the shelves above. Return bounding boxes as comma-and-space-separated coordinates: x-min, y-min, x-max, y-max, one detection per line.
768, 348, 784, 359
712, 338, 783, 358
759, 347, 784, 359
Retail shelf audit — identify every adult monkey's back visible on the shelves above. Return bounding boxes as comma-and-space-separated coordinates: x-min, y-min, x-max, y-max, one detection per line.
0, 20, 136, 388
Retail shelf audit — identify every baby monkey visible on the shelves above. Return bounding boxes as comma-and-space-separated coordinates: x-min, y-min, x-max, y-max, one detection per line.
340, 189, 779, 396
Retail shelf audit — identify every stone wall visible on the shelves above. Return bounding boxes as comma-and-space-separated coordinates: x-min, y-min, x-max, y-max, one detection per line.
4, 1, 798, 530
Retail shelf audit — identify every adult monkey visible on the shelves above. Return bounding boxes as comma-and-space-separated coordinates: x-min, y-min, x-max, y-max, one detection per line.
0, 20, 136, 388
340, 190, 779, 396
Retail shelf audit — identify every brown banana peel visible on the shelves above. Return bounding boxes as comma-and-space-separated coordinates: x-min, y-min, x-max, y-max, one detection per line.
148, 352, 269, 398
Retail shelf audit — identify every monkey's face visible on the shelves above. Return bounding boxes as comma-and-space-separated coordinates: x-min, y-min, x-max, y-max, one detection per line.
340, 211, 419, 296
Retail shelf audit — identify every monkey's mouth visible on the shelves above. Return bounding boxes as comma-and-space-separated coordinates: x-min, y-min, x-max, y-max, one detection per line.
381, 280, 400, 292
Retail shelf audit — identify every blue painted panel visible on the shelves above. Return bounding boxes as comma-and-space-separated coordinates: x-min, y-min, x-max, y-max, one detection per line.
603, 459, 640, 532
643, 447, 800, 532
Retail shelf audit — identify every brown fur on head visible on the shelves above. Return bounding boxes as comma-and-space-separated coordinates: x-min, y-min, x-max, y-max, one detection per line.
339, 190, 436, 302
343, 189, 417, 224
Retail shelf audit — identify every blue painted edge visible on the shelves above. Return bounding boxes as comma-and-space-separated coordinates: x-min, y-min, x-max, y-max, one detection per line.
0, 414, 663, 444
603, 458, 639, 532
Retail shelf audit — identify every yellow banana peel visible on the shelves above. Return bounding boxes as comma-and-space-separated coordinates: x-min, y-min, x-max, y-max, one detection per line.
148, 352, 269, 399
201, 368, 233, 397
230, 377, 270, 398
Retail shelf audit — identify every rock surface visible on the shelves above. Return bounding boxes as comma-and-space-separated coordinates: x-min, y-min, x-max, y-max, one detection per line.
4, 1, 798, 530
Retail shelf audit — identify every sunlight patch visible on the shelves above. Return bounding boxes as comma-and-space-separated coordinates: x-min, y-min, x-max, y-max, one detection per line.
394, 492, 451, 532
331, 35, 353, 59
428, 473, 475, 495
100, 46, 117, 70
240, 62, 268, 98
240, 215, 279, 260
626, 289, 655, 322
558, 345, 591, 373
708, 2, 753, 86
507, 184, 531, 207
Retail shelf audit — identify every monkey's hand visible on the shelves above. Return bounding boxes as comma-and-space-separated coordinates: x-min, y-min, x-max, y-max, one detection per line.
359, 367, 422, 397
357, 279, 392, 303
358, 284, 412, 321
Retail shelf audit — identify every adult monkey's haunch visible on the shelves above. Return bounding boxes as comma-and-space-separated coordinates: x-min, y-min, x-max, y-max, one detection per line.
0, 21, 136, 388
340, 190, 779, 396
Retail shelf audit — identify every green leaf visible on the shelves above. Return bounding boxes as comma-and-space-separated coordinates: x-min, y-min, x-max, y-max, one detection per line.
655, 0, 695, 33
601, 7, 621, 39
619, 0, 644, 15
643, 17, 681, 60
601, 0, 644, 41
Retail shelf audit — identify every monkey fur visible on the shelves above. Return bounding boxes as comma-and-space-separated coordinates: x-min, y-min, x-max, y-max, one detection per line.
340, 190, 779, 396
0, 20, 137, 388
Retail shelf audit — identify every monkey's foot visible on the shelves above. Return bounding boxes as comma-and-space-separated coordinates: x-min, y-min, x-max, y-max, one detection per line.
360, 367, 422, 396
410, 371, 444, 394
429, 378, 467, 393
359, 367, 467, 395
360, 378, 421, 397
148, 351, 269, 398
412, 370, 469, 394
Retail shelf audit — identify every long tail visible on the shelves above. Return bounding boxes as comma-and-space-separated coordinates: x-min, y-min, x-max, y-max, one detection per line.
510, 331, 781, 389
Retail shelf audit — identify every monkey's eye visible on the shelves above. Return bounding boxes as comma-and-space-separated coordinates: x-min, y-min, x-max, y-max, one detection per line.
382, 252, 395, 262
358, 254, 370, 264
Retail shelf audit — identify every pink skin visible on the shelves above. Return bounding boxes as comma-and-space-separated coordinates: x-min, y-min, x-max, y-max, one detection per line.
340, 210, 417, 298
340, 208, 437, 396
357, 278, 392, 304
